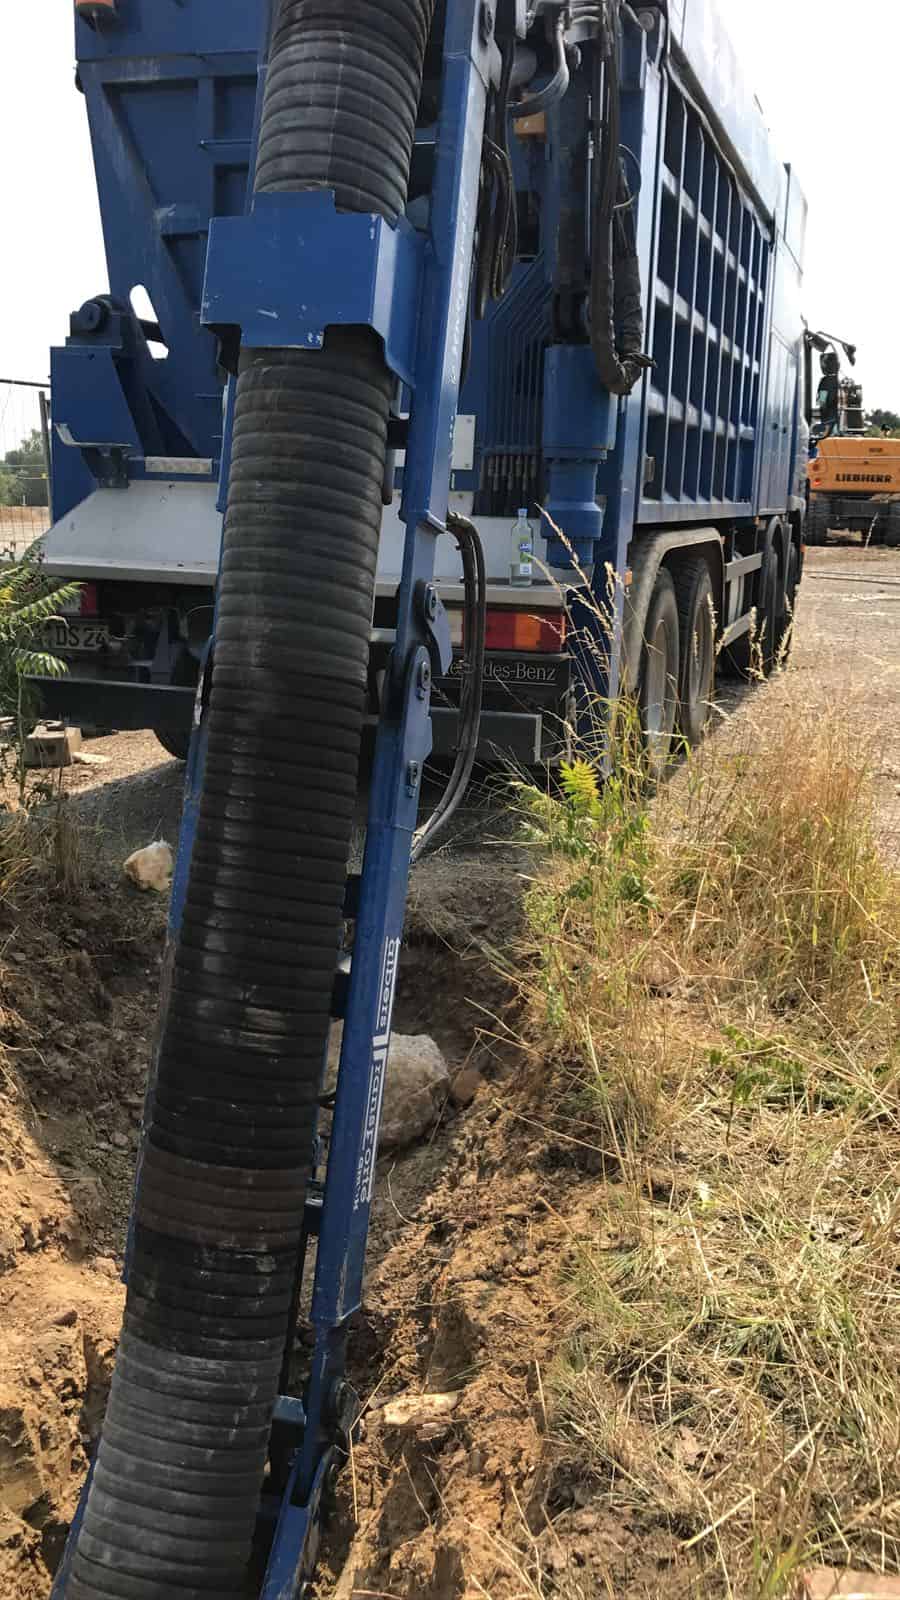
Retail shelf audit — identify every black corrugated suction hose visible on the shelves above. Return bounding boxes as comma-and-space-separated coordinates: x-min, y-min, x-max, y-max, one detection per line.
66, 2, 433, 1595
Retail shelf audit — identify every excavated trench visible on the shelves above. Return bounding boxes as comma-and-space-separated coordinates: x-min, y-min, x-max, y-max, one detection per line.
0, 764, 525, 1600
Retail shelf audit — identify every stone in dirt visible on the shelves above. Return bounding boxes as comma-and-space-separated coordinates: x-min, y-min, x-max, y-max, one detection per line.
381, 1392, 460, 1430
449, 1063, 483, 1108
72, 750, 110, 768
327, 1025, 449, 1150
802, 1572, 900, 1598
123, 841, 174, 893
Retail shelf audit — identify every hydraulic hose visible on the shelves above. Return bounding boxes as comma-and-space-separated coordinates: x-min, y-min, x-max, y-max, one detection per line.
590, 7, 650, 395
67, 2, 433, 1596
411, 513, 486, 863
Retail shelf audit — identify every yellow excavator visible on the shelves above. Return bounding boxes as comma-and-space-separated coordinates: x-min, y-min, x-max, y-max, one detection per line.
805, 331, 900, 547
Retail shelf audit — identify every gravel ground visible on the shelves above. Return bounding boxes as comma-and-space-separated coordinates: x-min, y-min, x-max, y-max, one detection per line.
787, 541, 900, 857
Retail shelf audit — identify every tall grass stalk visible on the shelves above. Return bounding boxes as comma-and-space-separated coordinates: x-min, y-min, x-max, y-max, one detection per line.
512, 704, 900, 1596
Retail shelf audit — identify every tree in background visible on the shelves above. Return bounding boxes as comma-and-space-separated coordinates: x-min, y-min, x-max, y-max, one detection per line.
865, 408, 900, 438
0, 429, 49, 508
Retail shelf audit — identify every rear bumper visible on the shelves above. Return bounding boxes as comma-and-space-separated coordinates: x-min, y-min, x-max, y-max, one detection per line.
29, 677, 549, 765
28, 676, 193, 732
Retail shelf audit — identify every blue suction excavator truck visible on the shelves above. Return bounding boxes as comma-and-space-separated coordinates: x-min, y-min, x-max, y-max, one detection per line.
44, 2, 807, 1595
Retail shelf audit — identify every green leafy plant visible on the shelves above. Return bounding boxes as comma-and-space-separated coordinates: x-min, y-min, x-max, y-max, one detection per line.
0, 547, 80, 803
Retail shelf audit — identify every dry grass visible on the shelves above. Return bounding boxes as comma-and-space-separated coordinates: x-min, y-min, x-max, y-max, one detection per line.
0, 785, 97, 905
513, 706, 900, 1597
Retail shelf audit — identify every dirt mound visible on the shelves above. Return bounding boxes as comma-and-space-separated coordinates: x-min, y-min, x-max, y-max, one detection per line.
0, 817, 163, 1597
311, 1074, 681, 1600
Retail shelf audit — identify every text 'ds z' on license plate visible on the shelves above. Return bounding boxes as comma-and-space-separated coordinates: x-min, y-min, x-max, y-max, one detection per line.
44, 621, 111, 652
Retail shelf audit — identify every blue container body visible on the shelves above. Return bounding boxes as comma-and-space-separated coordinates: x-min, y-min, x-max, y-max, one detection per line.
52, 0, 805, 574
51, 1, 261, 520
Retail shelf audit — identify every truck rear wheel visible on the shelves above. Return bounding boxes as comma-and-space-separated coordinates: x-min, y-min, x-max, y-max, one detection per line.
673, 557, 715, 747
154, 724, 191, 762
775, 541, 799, 660
153, 650, 198, 762
806, 497, 830, 545
638, 568, 680, 775
757, 544, 781, 673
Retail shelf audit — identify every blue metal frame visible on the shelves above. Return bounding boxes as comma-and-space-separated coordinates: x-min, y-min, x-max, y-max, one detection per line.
636, 28, 775, 526
51, 3, 261, 522
203, 192, 425, 385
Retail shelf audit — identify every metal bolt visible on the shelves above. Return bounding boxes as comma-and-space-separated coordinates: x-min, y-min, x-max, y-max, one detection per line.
416, 660, 432, 700
479, 0, 494, 42
406, 761, 421, 795
424, 584, 439, 621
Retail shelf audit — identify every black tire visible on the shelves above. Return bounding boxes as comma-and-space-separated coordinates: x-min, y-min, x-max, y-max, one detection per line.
775, 541, 799, 661
154, 724, 191, 762
886, 503, 900, 549
806, 497, 830, 546
153, 649, 199, 762
638, 568, 680, 775
673, 557, 716, 748
757, 539, 781, 674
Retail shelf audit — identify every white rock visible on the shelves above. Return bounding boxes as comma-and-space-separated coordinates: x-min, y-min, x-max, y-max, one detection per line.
381, 1392, 460, 1430
73, 749, 111, 767
123, 841, 174, 893
326, 1023, 449, 1151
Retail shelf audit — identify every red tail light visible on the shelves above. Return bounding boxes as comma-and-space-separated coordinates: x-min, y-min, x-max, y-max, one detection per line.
480, 609, 566, 653
79, 583, 100, 617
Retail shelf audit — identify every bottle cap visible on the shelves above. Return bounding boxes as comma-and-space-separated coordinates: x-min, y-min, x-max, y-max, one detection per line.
517, 508, 528, 518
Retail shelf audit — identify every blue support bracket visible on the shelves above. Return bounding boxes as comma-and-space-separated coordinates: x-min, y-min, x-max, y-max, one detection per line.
201, 190, 426, 387
542, 345, 618, 564
260, 1451, 331, 1600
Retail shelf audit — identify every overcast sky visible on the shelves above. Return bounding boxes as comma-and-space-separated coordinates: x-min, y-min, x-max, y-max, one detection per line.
0, 2, 896, 408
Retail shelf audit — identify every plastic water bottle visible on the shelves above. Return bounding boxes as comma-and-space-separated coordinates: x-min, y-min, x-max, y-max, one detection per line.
510, 508, 534, 587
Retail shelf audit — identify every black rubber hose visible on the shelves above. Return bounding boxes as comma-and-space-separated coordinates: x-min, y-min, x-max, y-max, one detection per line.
67, 1, 433, 1595
411, 513, 486, 862
589, 11, 650, 395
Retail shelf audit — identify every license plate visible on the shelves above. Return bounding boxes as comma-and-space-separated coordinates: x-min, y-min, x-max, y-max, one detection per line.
44, 620, 111, 653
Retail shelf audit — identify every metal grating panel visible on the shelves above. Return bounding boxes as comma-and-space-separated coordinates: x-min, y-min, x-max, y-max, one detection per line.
475, 258, 551, 517
639, 77, 771, 524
